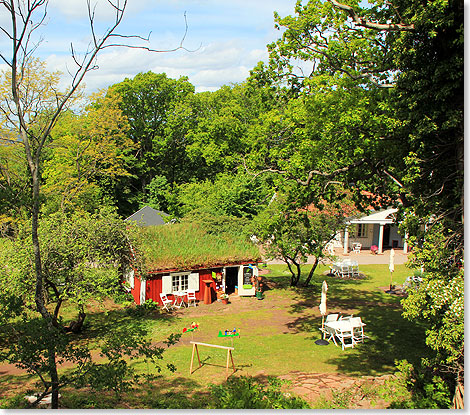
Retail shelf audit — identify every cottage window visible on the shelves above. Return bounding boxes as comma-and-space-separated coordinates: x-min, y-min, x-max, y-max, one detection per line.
171, 273, 189, 292
162, 272, 199, 295
357, 224, 368, 238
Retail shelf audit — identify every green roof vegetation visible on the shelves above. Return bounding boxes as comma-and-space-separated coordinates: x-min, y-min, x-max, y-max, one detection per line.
131, 221, 260, 272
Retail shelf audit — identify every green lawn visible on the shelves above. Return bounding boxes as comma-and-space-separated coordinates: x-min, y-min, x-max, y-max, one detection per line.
0, 263, 427, 408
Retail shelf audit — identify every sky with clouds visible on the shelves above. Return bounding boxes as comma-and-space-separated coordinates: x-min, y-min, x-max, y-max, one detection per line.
5, 0, 299, 94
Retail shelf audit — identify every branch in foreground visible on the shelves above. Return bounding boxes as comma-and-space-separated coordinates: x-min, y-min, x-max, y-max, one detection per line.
328, 0, 415, 31
244, 158, 367, 186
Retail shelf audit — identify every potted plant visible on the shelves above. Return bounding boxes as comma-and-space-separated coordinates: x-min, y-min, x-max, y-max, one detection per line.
220, 293, 229, 304
370, 245, 378, 254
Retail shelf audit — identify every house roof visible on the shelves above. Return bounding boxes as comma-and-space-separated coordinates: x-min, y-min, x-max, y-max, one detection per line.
125, 206, 168, 227
130, 221, 261, 272
347, 208, 398, 225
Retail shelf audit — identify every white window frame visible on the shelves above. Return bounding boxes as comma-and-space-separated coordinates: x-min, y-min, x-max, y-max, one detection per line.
170, 272, 190, 292
162, 272, 199, 295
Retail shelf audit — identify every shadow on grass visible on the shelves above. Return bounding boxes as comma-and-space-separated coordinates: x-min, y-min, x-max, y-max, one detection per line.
60, 375, 210, 409
265, 269, 429, 377
71, 306, 179, 343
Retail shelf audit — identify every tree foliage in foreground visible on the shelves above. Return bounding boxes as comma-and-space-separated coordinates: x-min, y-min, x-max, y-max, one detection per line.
0, 209, 179, 406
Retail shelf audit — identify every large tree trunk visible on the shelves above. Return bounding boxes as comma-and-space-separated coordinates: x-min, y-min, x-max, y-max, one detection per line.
452, 382, 464, 409
28, 144, 61, 408
304, 257, 320, 286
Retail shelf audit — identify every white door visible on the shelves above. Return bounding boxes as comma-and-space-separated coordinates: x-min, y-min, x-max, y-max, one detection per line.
237, 265, 256, 296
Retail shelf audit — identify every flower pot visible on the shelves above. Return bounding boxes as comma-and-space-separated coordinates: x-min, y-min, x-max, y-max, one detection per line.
221, 299, 229, 305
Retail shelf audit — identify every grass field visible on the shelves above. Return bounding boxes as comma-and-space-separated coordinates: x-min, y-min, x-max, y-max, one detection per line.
0, 263, 426, 409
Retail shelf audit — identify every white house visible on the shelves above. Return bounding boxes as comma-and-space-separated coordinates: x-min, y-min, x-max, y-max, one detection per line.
336, 208, 408, 254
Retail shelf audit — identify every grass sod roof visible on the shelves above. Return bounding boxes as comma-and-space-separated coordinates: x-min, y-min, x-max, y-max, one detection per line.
131, 222, 261, 272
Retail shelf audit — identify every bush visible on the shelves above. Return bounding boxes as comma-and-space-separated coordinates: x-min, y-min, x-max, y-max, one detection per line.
209, 376, 310, 409
387, 360, 453, 409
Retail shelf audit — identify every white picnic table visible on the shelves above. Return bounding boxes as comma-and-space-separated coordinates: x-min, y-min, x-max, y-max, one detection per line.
324, 318, 366, 350
330, 259, 359, 278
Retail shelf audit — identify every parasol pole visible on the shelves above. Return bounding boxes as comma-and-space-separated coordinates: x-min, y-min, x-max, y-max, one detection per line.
389, 248, 395, 292
315, 280, 329, 345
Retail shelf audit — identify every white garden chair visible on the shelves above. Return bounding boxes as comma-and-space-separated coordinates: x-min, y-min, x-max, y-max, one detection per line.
352, 242, 362, 253
350, 317, 367, 343
160, 293, 175, 312
340, 263, 351, 278
186, 290, 197, 307
350, 261, 360, 278
320, 314, 339, 341
334, 322, 356, 350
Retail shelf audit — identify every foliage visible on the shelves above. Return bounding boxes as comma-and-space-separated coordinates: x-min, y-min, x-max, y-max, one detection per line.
0, 209, 166, 405
209, 376, 310, 409
177, 171, 272, 220
400, 222, 463, 400
110, 72, 196, 215
145, 175, 172, 213
0, 208, 132, 325
129, 220, 260, 272
388, 360, 452, 409
42, 89, 134, 213
252, 190, 355, 286
0, 141, 30, 232
263, 0, 463, 406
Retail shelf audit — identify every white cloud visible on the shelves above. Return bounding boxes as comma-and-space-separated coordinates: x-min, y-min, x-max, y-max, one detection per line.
31, 1, 297, 94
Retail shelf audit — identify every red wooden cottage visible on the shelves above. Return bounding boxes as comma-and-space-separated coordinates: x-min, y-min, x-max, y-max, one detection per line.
123, 220, 261, 306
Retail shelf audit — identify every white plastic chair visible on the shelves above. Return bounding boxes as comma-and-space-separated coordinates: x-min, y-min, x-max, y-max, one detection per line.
340, 264, 350, 278
160, 293, 175, 312
335, 322, 356, 350
350, 261, 360, 278
350, 317, 367, 343
325, 314, 339, 323
352, 242, 362, 253
186, 290, 197, 307
321, 314, 340, 342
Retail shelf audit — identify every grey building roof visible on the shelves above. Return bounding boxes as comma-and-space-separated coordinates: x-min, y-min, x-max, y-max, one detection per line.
125, 206, 169, 227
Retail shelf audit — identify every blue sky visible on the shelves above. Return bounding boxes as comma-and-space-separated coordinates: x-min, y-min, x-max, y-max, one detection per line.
7, 0, 298, 94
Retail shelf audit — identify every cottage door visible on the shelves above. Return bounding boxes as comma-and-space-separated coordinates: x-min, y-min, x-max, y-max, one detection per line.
237, 265, 257, 296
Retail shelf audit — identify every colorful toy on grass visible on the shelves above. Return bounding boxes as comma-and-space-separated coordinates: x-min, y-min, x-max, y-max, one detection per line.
218, 328, 240, 337
183, 322, 199, 334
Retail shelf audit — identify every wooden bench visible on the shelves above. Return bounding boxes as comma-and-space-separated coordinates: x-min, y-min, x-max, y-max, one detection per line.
189, 341, 236, 379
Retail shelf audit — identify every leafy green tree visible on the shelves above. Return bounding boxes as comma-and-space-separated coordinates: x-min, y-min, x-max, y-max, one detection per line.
110, 72, 195, 215
42, 89, 134, 214
265, 0, 463, 406
0, 1, 189, 408
177, 171, 272, 220
253, 190, 352, 287
0, 139, 30, 234
186, 81, 280, 179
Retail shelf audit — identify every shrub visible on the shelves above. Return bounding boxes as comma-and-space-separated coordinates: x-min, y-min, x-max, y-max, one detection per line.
209, 376, 310, 409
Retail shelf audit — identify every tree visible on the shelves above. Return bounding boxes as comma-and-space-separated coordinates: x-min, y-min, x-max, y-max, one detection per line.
0, 0, 189, 408
253, 190, 353, 287
0, 210, 179, 404
41, 88, 134, 213
264, 0, 463, 406
110, 72, 195, 215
